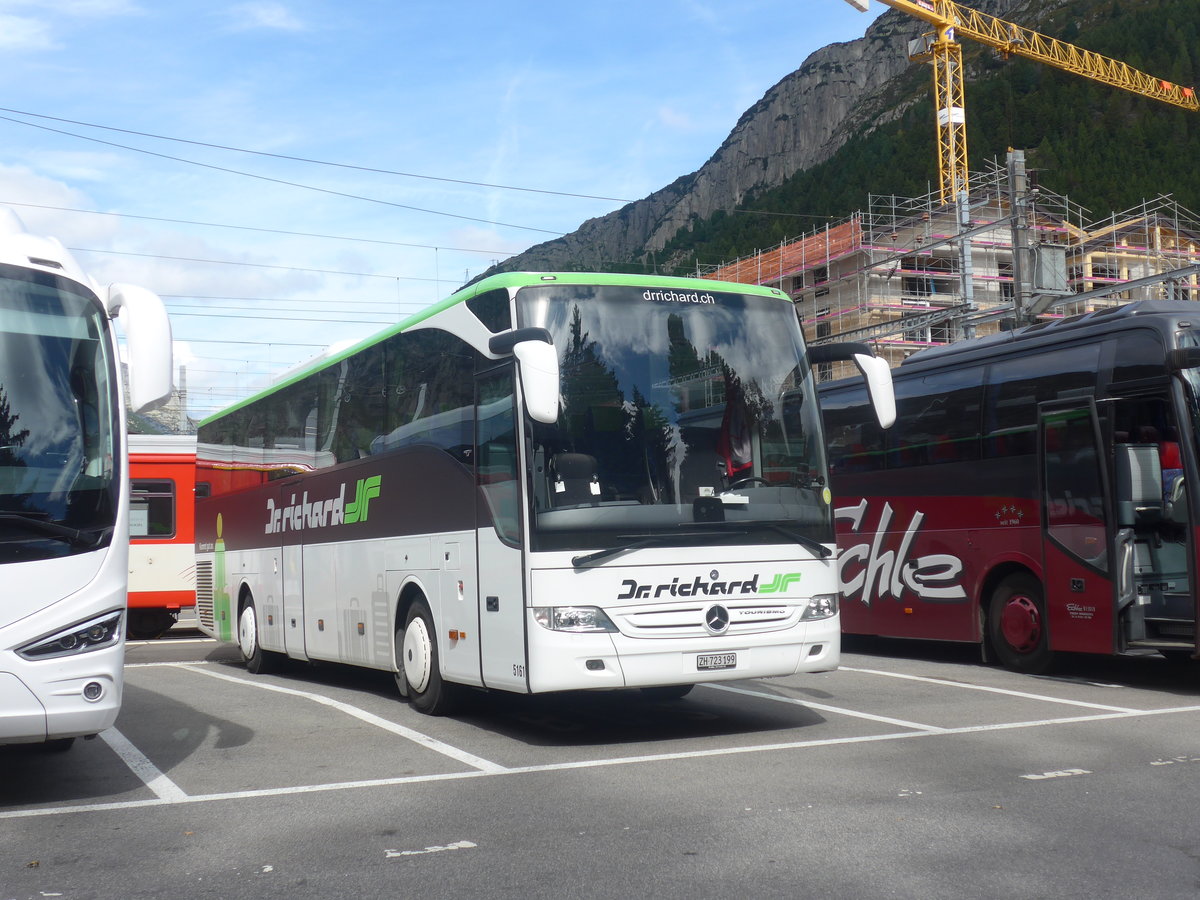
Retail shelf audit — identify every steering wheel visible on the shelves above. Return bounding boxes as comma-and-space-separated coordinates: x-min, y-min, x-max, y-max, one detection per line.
727, 476, 770, 490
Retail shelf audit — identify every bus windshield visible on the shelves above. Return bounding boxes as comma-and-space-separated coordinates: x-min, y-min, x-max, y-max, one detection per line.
517, 283, 830, 551
0, 267, 117, 562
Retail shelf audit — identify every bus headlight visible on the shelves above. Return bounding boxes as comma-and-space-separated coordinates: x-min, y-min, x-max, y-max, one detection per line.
533, 606, 619, 633
800, 594, 839, 621
16, 610, 123, 660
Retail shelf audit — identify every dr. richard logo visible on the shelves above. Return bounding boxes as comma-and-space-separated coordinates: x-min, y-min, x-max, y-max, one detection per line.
264, 475, 381, 534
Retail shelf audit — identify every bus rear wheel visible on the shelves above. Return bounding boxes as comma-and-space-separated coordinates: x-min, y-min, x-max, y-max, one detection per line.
400, 600, 459, 716
238, 593, 281, 674
988, 574, 1053, 674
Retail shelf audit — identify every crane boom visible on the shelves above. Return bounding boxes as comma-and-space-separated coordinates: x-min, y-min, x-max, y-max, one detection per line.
843, 0, 1198, 203
898, 0, 1197, 110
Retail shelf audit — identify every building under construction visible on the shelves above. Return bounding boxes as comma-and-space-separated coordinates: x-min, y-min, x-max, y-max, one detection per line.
700, 153, 1200, 379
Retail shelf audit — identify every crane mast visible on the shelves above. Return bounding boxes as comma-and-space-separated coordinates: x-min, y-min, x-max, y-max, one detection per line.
843, 0, 1198, 204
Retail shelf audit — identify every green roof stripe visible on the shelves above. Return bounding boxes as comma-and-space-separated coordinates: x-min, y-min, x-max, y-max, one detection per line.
198, 271, 787, 427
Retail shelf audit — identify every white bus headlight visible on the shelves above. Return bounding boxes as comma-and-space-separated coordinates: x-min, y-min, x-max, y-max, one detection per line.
800, 594, 839, 621
17, 610, 123, 660
533, 606, 618, 633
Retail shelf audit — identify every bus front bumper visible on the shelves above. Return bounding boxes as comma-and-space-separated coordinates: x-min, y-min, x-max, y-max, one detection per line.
0, 649, 123, 744
526, 615, 840, 694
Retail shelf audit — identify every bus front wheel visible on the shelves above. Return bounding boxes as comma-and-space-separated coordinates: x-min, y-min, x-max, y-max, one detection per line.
987, 574, 1053, 674
238, 593, 281, 674
400, 600, 459, 716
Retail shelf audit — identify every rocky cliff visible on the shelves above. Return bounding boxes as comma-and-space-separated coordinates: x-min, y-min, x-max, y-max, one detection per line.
489, 0, 1049, 275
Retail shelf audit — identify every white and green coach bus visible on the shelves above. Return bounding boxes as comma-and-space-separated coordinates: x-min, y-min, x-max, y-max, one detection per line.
194, 272, 893, 714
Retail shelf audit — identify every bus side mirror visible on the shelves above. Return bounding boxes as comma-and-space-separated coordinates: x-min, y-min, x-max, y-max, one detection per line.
107, 283, 173, 412
853, 352, 896, 429
810, 341, 896, 429
1167, 347, 1200, 371
489, 327, 560, 424
513, 340, 560, 424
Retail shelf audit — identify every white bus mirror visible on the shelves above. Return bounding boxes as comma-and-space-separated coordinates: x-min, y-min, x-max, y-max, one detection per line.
853, 352, 896, 429
810, 341, 895, 430
514, 339, 560, 424
107, 283, 174, 412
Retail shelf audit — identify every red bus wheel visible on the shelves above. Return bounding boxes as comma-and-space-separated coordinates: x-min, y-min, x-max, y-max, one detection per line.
987, 574, 1053, 674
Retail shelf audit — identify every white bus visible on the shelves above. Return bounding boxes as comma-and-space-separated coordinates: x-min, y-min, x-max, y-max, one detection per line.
195, 272, 892, 714
0, 209, 173, 749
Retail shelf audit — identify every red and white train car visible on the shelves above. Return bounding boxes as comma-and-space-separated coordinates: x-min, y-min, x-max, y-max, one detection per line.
127, 434, 197, 639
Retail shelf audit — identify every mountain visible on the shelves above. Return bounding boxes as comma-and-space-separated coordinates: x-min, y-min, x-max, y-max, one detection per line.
486, 0, 1200, 278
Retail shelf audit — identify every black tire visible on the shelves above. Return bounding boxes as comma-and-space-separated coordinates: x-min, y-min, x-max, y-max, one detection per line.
42, 737, 75, 752
640, 684, 694, 701
400, 599, 459, 716
238, 593, 281, 674
987, 573, 1053, 674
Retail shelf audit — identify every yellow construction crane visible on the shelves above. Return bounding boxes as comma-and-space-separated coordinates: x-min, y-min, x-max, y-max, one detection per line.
841, 0, 1198, 204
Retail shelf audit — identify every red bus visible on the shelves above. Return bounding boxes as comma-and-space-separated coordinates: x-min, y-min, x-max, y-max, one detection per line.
127, 434, 197, 639
819, 300, 1200, 672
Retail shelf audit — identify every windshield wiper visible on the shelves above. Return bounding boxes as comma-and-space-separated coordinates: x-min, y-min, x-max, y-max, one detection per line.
571, 530, 747, 569
747, 522, 831, 558
0, 513, 107, 549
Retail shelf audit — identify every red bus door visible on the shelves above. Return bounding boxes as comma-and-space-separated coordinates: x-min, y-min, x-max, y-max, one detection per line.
1038, 400, 1120, 657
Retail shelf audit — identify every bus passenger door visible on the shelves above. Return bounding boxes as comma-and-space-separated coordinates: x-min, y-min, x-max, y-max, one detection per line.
1039, 400, 1118, 654
279, 480, 308, 660
474, 366, 528, 691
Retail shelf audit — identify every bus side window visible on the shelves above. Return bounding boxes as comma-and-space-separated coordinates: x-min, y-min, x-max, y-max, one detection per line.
477, 370, 520, 545
823, 385, 883, 473
985, 345, 1100, 459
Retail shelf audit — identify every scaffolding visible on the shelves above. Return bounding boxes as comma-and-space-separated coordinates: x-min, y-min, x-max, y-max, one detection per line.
702, 160, 1200, 372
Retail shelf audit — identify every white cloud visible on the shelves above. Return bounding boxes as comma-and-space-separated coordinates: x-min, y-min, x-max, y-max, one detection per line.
0, 1, 140, 14
225, 2, 306, 32
0, 2, 141, 51
0, 13, 55, 51
657, 106, 697, 132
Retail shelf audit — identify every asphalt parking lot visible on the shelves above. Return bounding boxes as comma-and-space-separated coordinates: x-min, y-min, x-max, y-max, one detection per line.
4, 632, 1200, 900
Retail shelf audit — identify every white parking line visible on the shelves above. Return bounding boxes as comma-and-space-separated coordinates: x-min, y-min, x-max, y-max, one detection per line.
179, 664, 509, 774
7, 701, 1200, 821
839, 666, 1142, 713
98, 728, 188, 802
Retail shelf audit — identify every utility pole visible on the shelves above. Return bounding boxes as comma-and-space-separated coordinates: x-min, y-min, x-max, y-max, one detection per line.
956, 189, 976, 340
1007, 149, 1033, 323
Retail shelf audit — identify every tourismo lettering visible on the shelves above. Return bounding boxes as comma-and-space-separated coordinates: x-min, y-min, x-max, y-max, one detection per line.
835, 499, 966, 605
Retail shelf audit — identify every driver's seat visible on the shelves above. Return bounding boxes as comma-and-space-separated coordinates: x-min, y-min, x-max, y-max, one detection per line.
551, 453, 600, 506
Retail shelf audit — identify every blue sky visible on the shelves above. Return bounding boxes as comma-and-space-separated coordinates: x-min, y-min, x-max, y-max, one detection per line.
0, 0, 884, 419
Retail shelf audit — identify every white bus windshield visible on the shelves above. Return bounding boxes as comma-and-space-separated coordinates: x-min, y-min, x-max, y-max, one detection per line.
517, 283, 831, 552
0, 267, 117, 562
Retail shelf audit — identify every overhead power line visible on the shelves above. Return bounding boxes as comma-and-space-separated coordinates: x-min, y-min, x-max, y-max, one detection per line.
69, 246, 445, 282
0, 113, 564, 235
2, 201, 524, 257
0, 106, 637, 205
